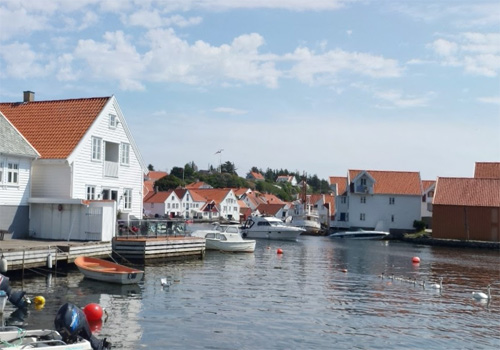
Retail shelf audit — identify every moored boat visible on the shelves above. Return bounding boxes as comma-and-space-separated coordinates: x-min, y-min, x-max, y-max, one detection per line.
191, 224, 256, 253
241, 215, 305, 241
74, 256, 144, 285
329, 229, 389, 240
0, 327, 93, 349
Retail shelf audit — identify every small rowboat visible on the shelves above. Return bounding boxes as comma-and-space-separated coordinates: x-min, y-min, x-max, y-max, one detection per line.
74, 256, 144, 285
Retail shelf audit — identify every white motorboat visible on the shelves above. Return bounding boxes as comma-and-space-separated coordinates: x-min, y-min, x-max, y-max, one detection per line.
0, 327, 92, 349
191, 224, 256, 253
241, 215, 305, 241
288, 213, 321, 235
329, 229, 389, 240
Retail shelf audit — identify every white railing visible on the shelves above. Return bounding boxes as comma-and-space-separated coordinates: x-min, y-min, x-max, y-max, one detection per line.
104, 161, 118, 177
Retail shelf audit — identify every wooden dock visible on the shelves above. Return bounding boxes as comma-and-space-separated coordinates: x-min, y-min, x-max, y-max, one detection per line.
112, 236, 206, 261
0, 239, 111, 272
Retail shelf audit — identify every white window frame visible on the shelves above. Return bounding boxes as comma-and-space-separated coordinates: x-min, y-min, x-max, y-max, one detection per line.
389, 197, 395, 205
120, 143, 130, 165
123, 188, 132, 210
91, 137, 102, 161
0, 160, 3, 183
7, 161, 19, 184
109, 114, 117, 128
86, 186, 96, 200
360, 213, 366, 221
360, 196, 366, 204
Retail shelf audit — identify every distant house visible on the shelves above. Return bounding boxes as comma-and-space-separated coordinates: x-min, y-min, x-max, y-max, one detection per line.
255, 203, 288, 220
247, 171, 265, 181
421, 180, 436, 228
276, 175, 297, 186
186, 181, 213, 189
331, 169, 422, 233
432, 177, 500, 242
0, 111, 39, 237
143, 171, 168, 199
190, 188, 240, 221
0, 92, 147, 241
143, 190, 182, 218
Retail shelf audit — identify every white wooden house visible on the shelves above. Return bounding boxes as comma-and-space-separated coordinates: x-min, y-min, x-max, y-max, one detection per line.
0, 92, 147, 241
191, 188, 240, 221
0, 112, 39, 238
331, 169, 422, 233
143, 190, 182, 218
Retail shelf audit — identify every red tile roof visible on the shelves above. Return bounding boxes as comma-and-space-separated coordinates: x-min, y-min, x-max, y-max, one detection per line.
422, 180, 436, 192
349, 170, 422, 195
144, 190, 174, 203
190, 188, 232, 205
474, 162, 500, 179
0, 97, 110, 159
329, 176, 348, 195
146, 171, 168, 181
256, 203, 286, 216
250, 171, 264, 180
434, 177, 500, 207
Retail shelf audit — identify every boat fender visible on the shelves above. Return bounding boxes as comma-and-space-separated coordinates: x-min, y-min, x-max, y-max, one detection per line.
0, 255, 7, 273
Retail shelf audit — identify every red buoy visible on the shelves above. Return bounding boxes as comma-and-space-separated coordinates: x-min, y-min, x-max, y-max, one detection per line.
412, 256, 420, 263
83, 303, 103, 322
88, 318, 103, 333
277, 248, 283, 254
341, 269, 348, 273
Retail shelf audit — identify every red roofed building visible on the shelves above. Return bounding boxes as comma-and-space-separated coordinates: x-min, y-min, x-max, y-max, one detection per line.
144, 171, 168, 199
331, 169, 423, 233
421, 180, 436, 227
432, 177, 500, 242
0, 92, 147, 241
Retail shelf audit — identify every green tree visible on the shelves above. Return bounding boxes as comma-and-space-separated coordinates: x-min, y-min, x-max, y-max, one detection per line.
155, 174, 183, 191
147, 164, 155, 171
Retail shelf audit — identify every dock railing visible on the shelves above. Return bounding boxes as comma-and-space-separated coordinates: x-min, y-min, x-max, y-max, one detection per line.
117, 218, 189, 238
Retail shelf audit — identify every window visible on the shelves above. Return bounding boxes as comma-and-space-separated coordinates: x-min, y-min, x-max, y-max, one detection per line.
428, 191, 434, 198
340, 196, 347, 204
389, 197, 395, 205
123, 189, 132, 210
0, 161, 3, 183
7, 162, 19, 184
361, 178, 367, 186
360, 213, 366, 221
109, 114, 117, 128
120, 143, 130, 165
360, 196, 366, 204
167, 203, 171, 209
86, 186, 96, 200
91, 137, 102, 161
391, 215, 395, 222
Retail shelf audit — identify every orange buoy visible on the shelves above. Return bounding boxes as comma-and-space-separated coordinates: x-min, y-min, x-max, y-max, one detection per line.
277, 248, 283, 254
341, 269, 348, 273
412, 256, 420, 263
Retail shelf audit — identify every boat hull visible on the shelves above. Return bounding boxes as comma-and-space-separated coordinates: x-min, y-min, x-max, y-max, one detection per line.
206, 239, 256, 253
0, 328, 92, 349
74, 256, 144, 285
242, 230, 303, 241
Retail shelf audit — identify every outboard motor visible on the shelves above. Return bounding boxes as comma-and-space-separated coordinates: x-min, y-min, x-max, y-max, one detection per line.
0, 273, 30, 309
54, 303, 111, 350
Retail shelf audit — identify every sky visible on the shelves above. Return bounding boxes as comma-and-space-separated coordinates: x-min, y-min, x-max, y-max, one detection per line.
0, 0, 499, 181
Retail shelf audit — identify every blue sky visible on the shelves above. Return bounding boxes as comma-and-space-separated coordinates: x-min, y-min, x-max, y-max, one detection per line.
1, 0, 499, 180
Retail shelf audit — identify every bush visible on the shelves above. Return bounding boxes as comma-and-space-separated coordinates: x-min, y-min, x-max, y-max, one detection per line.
413, 220, 426, 232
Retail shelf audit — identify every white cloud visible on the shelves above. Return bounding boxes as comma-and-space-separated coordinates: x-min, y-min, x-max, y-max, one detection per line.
213, 107, 248, 115
0, 42, 47, 78
429, 32, 500, 76
477, 96, 500, 105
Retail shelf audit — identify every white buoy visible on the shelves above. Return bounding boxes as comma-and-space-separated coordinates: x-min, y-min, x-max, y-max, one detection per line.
0, 255, 7, 273
47, 252, 53, 269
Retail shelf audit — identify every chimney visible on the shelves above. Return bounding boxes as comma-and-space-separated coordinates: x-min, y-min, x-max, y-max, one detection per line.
23, 91, 35, 102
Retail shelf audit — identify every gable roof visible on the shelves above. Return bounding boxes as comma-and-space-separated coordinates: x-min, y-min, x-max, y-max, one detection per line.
348, 169, 422, 195
422, 180, 436, 192
146, 171, 168, 181
190, 188, 233, 204
255, 203, 286, 216
434, 177, 500, 207
0, 111, 39, 158
249, 171, 264, 180
144, 190, 175, 203
329, 176, 348, 195
0, 97, 110, 159
186, 181, 212, 189
474, 162, 500, 179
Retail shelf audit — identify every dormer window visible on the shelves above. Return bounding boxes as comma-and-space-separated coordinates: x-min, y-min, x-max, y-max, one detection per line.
109, 114, 118, 128
361, 178, 367, 186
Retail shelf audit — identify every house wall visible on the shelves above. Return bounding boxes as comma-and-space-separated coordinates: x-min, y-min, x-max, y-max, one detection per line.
31, 162, 71, 198
219, 191, 240, 220
144, 202, 166, 218
70, 98, 144, 219
432, 205, 500, 242
0, 156, 32, 236
347, 194, 421, 231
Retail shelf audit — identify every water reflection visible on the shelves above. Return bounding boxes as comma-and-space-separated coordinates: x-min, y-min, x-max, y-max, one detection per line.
2, 236, 499, 349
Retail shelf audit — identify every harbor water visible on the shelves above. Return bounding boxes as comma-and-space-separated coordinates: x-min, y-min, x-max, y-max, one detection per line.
2, 236, 500, 349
